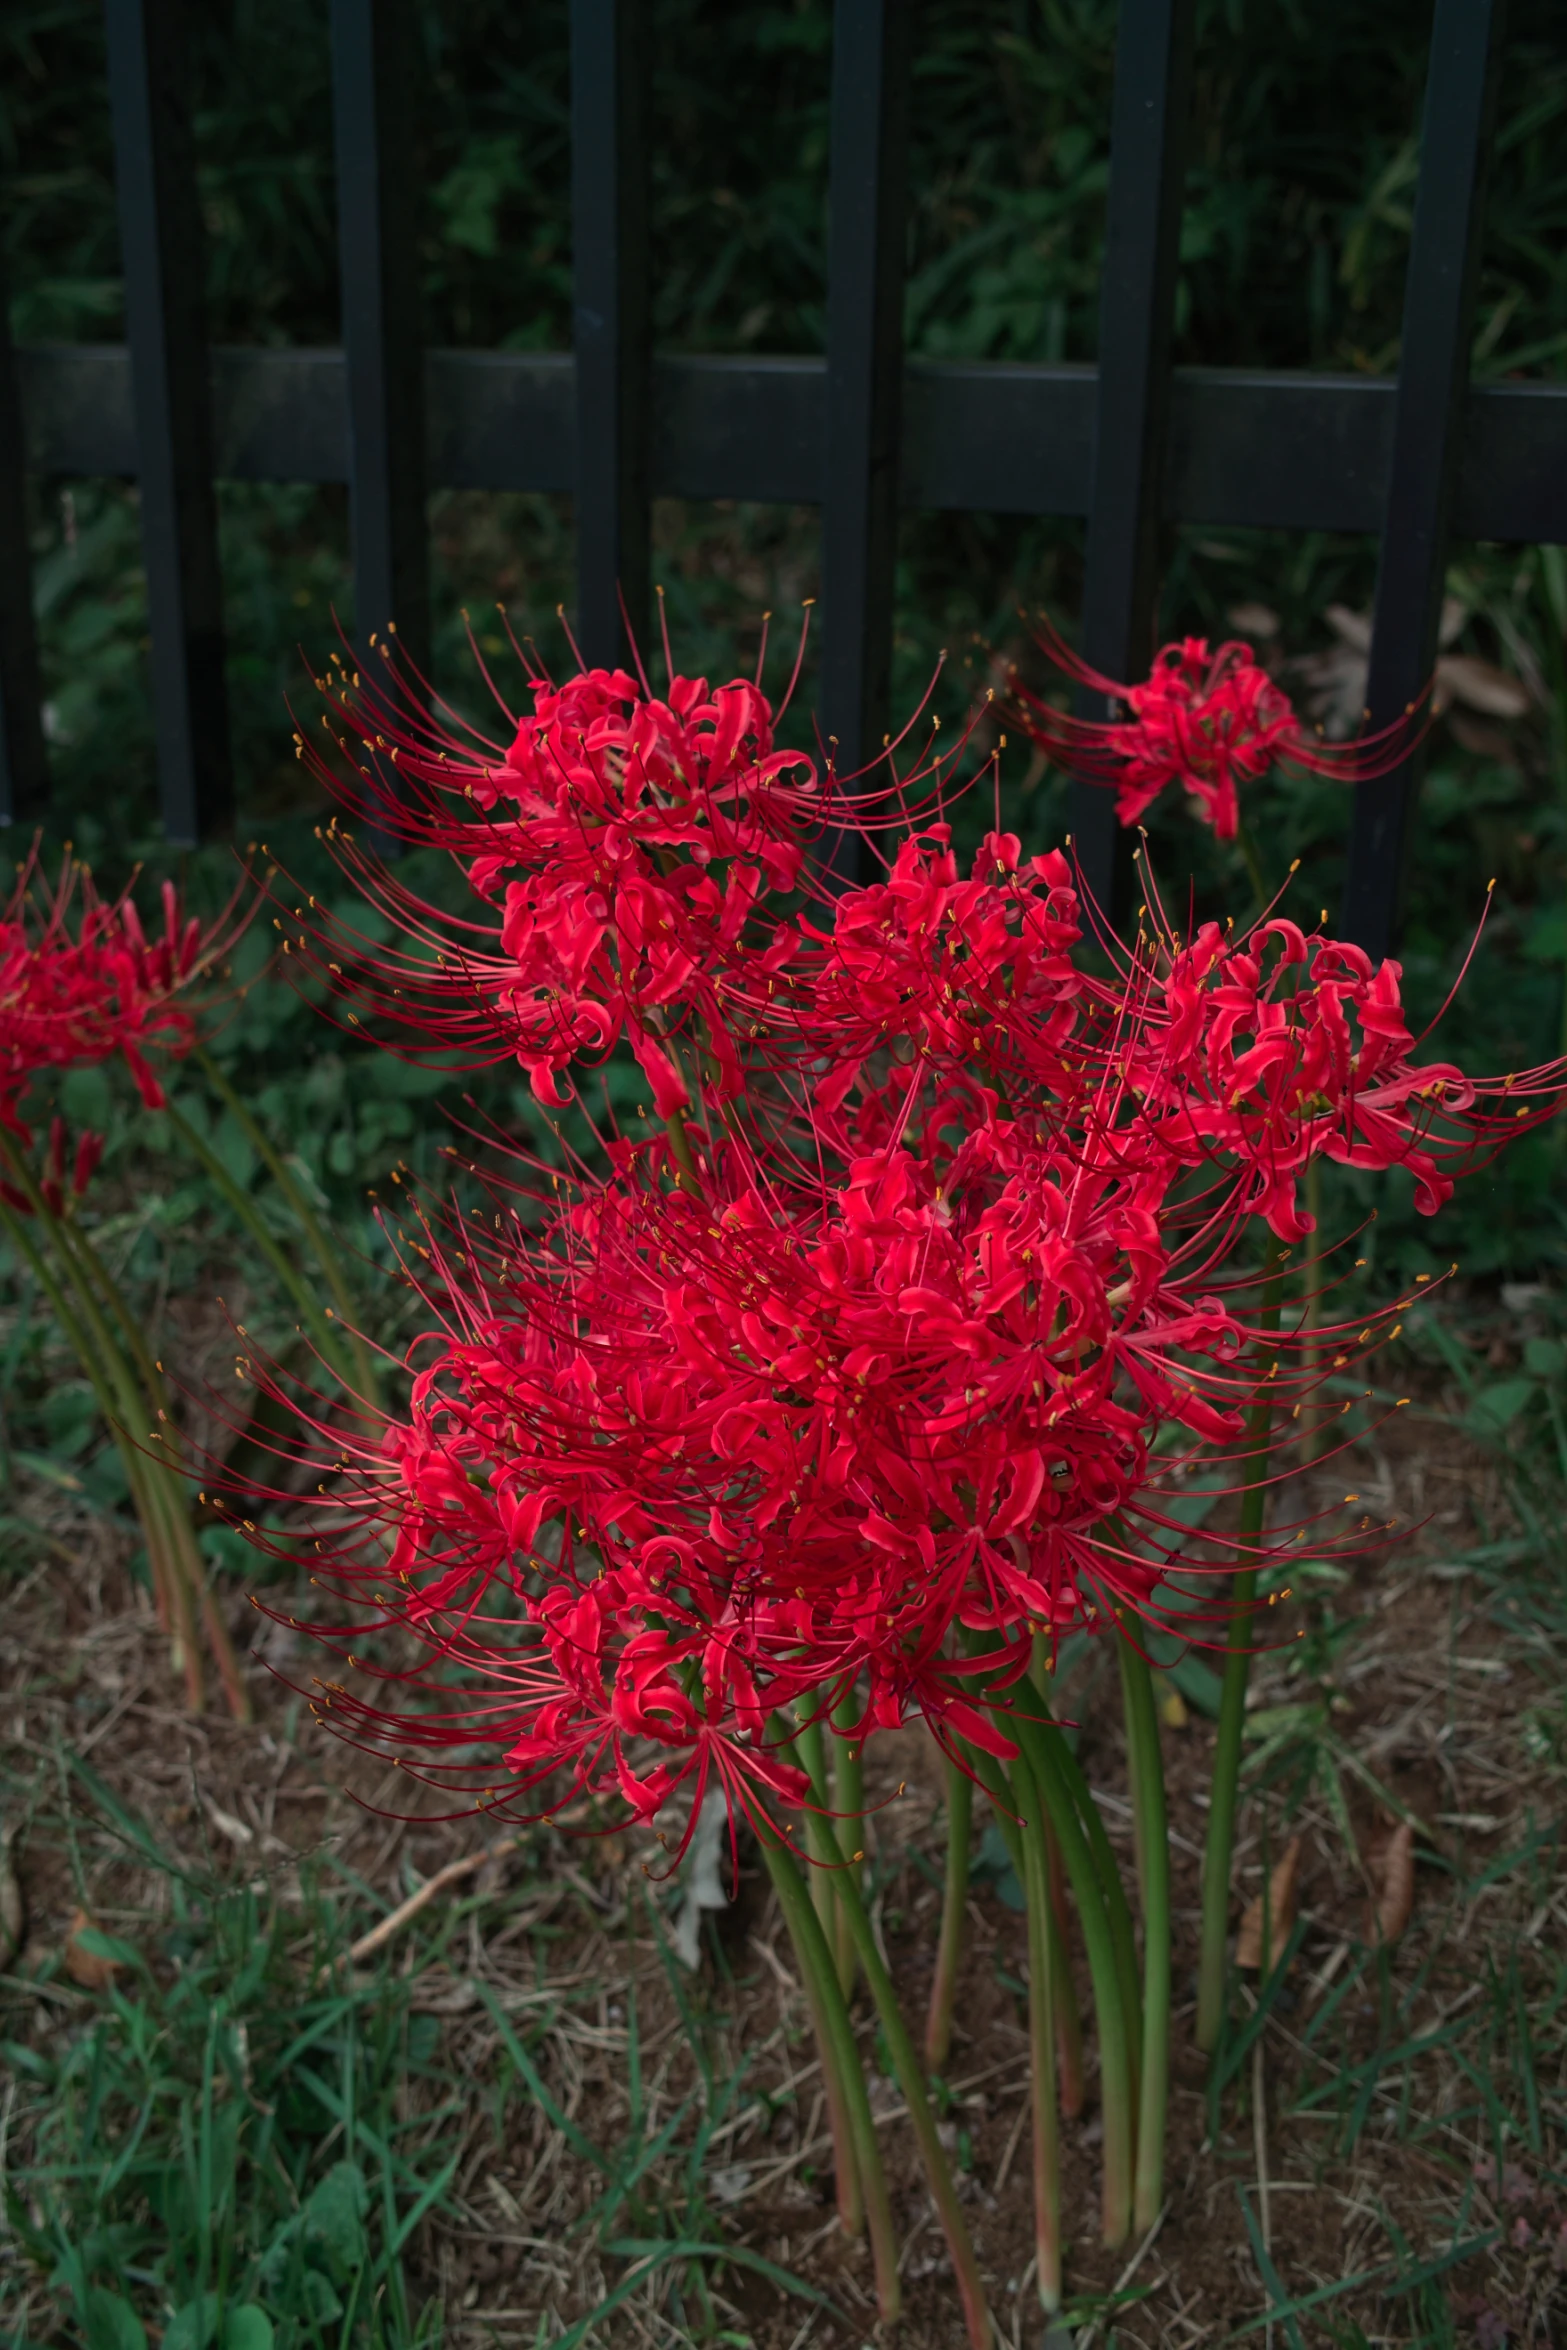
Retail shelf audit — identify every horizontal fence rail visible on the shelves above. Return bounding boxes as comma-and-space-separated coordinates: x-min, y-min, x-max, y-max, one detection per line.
15, 345, 1565, 538
0, 0, 1561, 956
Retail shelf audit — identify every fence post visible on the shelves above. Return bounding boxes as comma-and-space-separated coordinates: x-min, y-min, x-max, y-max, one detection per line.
1340, 0, 1507, 959
571, 0, 651, 671
331, 0, 429, 697
103, 0, 232, 844
1071, 0, 1196, 921
820, 0, 911, 868
0, 260, 47, 826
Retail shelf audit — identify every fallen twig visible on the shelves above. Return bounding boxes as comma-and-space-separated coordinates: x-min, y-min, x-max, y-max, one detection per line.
335, 1835, 521, 1972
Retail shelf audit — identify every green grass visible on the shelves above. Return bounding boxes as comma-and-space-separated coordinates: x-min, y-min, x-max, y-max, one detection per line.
0, 1756, 830, 2350
2, 1758, 459, 2350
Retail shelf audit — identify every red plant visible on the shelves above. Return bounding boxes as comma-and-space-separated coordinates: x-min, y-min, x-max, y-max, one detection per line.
227, 641, 1567, 1842
0, 845, 248, 1144
1002, 616, 1423, 840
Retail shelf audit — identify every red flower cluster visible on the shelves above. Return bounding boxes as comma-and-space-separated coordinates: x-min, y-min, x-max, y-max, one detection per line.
294, 650, 817, 1117
0, 847, 250, 1224
247, 643, 1559, 1841
0, 847, 242, 1143
1002, 617, 1422, 840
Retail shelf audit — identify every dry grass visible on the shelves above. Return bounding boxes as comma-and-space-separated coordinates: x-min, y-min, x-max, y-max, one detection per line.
0, 1384, 1563, 2349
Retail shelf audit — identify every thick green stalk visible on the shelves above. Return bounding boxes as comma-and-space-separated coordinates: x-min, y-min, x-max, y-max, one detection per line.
965, 1739, 1085, 2118
925, 1750, 972, 2071
1005, 1705, 1136, 2250
1118, 1637, 1171, 2232
1013, 1750, 1063, 2312
1045, 1822, 1085, 2118
829, 1687, 863, 1995
0, 1149, 250, 1717
0, 1196, 204, 1706
791, 1708, 841, 1953
50, 1211, 249, 1719
803, 1807, 994, 2350
788, 1705, 860, 2240
1026, 1688, 1141, 2112
1300, 1158, 1324, 1464
1196, 1236, 1287, 2054
758, 1837, 894, 2310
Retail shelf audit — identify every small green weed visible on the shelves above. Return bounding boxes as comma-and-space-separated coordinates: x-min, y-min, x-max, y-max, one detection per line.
3, 1771, 458, 2349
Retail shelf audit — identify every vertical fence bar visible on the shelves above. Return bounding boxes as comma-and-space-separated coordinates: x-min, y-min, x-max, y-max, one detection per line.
331, 0, 429, 693
571, 0, 651, 670
0, 261, 48, 825
103, 0, 231, 843
820, 0, 911, 839
1071, 0, 1196, 918
1340, 0, 1506, 959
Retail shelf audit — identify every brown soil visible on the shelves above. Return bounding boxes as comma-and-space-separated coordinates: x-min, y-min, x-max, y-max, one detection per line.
1, 1395, 1564, 2348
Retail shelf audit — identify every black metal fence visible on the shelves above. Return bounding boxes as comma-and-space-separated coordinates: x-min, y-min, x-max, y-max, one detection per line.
0, 0, 1561, 956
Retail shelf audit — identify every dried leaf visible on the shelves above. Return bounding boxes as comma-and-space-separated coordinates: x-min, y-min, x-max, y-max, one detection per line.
1324, 602, 1372, 653
1372, 1820, 1417, 1947
0, 1832, 22, 1970
1158, 1683, 1190, 1731
1236, 1836, 1302, 1972
203, 1799, 254, 1849
1438, 594, 1469, 650
1435, 653, 1532, 719
64, 1907, 125, 1992
1447, 712, 1522, 764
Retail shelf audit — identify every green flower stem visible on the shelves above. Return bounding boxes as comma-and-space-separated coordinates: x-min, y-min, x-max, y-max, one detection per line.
194, 1046, 381, 1406
0, 1146, 249, 1718
791, 1707, 841, 1950
829, 1687, 863, 1995
1118, 1635, 1171, 2232
757, 1836, 890, 2300
788, 1704, 860, 2242
162, 1102, 361, 1391
1025, 1683, 1142, 2114
0, 1196, 203, 1706
1004, 1702, 1136, 2250
802, 1806, 994, 2350
1012, 1748, 1063, 2312
48, 1210, 250, 1720
925, 1748, 972, 2072
1044, 1822, 1085, 2119
964, 1739, 1084, 2120
1300, 1158, 1324, 1463
1196, 1233, 1288, 2055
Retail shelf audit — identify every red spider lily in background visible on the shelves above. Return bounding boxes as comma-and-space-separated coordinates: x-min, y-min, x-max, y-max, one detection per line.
0, 845, 251, 1144
1001, 615, 1425, 841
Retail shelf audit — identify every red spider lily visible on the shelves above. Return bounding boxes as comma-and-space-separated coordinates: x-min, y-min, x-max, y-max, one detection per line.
231, 1078, 1423, 1831
1002, 617, 1424, 840
0, 845, 250, 1139
1112, 889, 1567, 1240
767, 826, 1090, 1114
227, 619, 1567, 1850
280, 643, 823, 1111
